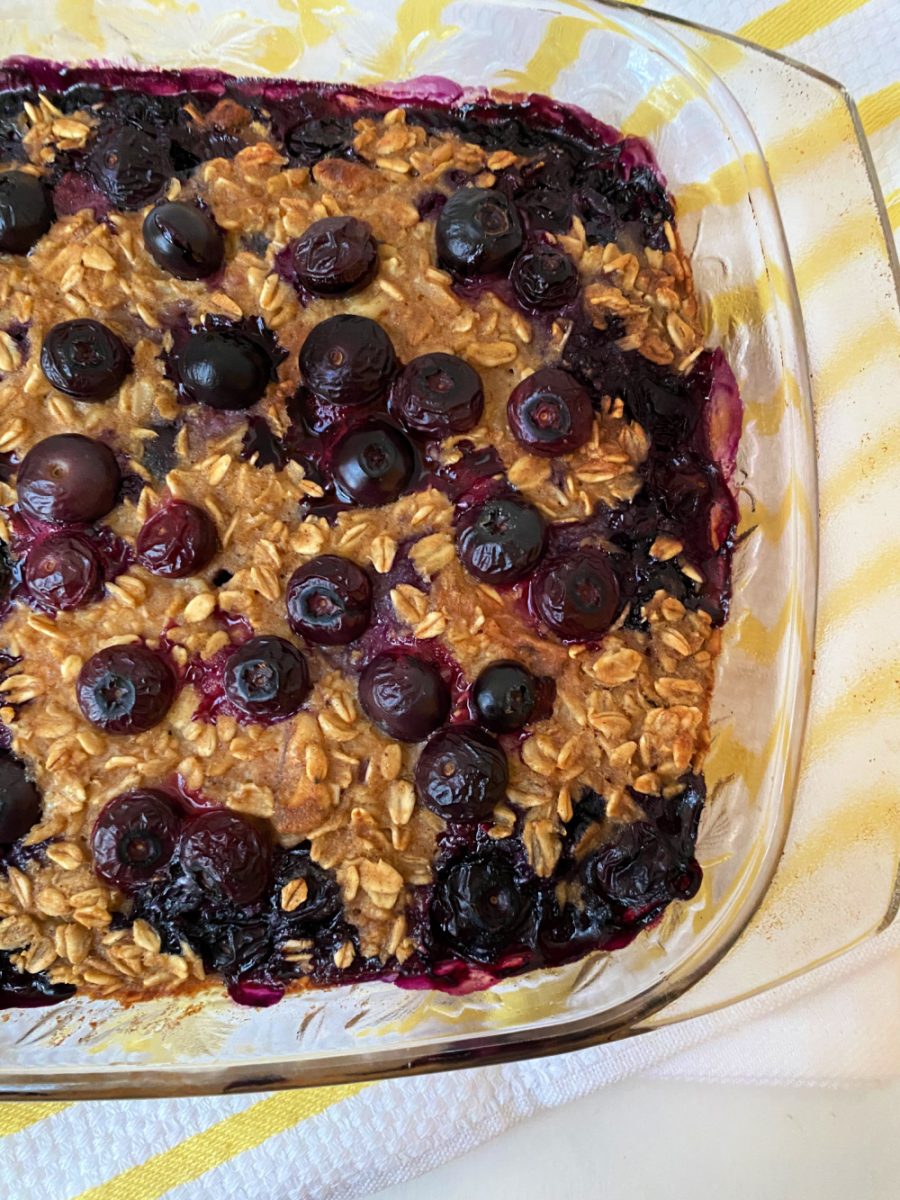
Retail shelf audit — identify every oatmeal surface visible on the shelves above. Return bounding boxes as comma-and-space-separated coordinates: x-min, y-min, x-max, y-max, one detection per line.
0, 68, 738, 1004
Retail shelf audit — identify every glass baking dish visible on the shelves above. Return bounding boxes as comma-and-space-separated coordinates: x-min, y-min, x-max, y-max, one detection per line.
0, 0, 895, 1099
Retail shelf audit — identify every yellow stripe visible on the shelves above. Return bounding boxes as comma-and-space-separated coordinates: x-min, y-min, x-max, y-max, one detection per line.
751, 474, 816, 547
819, 541, 900, 632
887, 187, 900, 230
0, 1101, 68, 1137
500, 16, 592, 93
623, 0, 870, 140
793, 206, 885, 296
805, 658, 900, 762
733, 587, 812, 665
74, 1084, 365, 1200
364, 0, 458, 80
814, 314, 900, 403
857, 81, 900, 136
707, 260, 791, 334
743, 371, 803, 439
819, 420, 900, 516
739, 0, 873, 50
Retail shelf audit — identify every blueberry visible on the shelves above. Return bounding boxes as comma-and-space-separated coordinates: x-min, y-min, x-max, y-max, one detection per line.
0, 949, 75, 1009
286, 554, 372, 646
300, 314, 397, 406
0, 170, 53, 254
284, 116, 352, 164
581, 819, 700, 919
530, 550, 620, 642
88, 125, 172, 210
223, 635, 310, 722
389, 353, 484, 437
456, 497, 546, 585
40, 319, 131, 401
90, 789, 181, 892
0, 755, 42, 844
359, 652, 450, 742
76, 644, 177, 735
142, 201, 224, 280
273, 845, 342, 930
430, 846, 539, 963
415, 724, 508, 821
332, 420, 414, 507
178, 809, 271, 905
436, 187, 523, 276
292, 215, 377, 296
17, 434, 121, 524
175, 327, 272, 410
136, 502, 218, 579
24, 532, 103, 611
507, 367, 593, 456
510, 244, 578, 310
472, 660, 539, 733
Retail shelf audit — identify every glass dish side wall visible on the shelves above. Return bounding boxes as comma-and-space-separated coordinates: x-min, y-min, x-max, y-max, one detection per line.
0, 0, 818, 1098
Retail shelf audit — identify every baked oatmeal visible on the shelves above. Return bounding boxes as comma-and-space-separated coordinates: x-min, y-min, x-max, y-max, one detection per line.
0, 62, 741, 1007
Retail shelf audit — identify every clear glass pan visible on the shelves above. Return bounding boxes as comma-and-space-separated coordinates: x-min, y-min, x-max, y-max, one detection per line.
0, 0, 894, 1099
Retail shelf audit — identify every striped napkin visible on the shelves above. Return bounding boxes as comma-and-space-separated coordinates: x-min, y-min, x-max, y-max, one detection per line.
0, 1, 897, 1197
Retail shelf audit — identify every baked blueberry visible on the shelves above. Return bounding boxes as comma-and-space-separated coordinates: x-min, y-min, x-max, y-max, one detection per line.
456, 497, 546, 585
0, 170, 54, 254
507, 367, 592, 456
40, 319, 131, 401
285, 116, 352, 164
90, 789, 181, 892
359, 653, 450, 742
223, 635, 310, 722
17, 434, 121, 524
0, 755, 42, 844
430, 847, 539, 962
175, 327, 272, 410
472, 660, 539, 733
24, 532, 103, 611
415, 724, 508, 821
300, 314, 397, 406
389, 353, 484, 437
88, 125, 172, 209
142, 201, 224, 280
436, 187, 523, 276
178, 809, 271, 905
292, 215, 377, 295
76, 644, 177, 734
286, 555, 372, 645
510, 244, 578, 310
332, 420, 414, 506
273, 845, 343, 930
530, 549, 620, 641
582, 819, 700, 918
136, 502, 218, 579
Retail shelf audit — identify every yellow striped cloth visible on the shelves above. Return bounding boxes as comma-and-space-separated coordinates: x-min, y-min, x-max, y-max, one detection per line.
0, 1, 897, 1197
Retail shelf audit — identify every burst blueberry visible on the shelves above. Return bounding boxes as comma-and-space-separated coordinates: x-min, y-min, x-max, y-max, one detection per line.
136, 502, 218, 579
24, 532, 103, 611
292, 215, 377, 295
